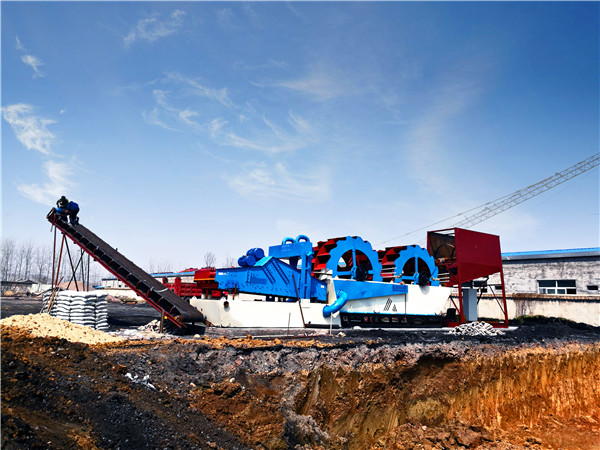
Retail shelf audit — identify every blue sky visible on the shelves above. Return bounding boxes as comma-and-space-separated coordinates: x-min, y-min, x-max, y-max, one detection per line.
2, 2, 599, 271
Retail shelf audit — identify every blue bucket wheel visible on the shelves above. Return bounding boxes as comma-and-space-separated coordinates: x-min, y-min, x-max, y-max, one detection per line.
394, 245, 439, 286
325, 236, 383, 282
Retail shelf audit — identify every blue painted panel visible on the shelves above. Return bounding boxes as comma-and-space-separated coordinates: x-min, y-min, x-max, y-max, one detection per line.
215, 257, 327, 301
332, 279, 407, 300
268, 241, 313, 259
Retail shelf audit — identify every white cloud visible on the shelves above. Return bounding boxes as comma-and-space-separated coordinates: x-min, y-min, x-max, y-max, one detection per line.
15, 36, 26, 51
142, 107, 179, 131
275, 65, 356, 101
225, 162, 331, 202
243, 4, 262, 28
21, 54, 45, 78
209, 118, 228, 137
17, 160, 75, 205
124, 10, 186, 47
14, 37, 45, 78
288, 111, 315, 137
142, 74, 316, 154
142, 83, 232, 132
2, 104, 56, 155
178, 109, 200, 126
237, 59, 286, 72
162, 73, 234, 108
210, 113, 315, 154
403, 63, 488, 192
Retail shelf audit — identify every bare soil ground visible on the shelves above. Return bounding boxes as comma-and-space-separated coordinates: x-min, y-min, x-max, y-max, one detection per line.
2, 297, 599, 449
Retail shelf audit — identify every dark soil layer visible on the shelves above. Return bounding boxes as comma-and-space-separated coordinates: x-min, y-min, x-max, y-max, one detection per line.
2, 316, 600, 449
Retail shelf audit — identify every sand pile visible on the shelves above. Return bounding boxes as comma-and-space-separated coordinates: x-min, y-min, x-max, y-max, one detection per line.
0, 313, 124, 345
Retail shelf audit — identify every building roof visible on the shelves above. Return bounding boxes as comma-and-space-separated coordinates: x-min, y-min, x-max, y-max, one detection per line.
502, 247, 600, 261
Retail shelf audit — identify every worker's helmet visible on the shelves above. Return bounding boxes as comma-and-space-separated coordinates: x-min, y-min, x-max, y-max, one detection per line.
58, 195, 68, 207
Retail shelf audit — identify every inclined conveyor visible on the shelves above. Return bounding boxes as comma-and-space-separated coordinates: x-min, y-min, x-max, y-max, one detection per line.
47, 209, 205, 327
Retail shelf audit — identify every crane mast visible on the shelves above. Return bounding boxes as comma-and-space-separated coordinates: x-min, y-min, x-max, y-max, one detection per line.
453, 153, 600, 229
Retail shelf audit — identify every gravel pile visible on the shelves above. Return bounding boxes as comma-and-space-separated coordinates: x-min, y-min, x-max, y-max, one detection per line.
43, 291, 109, 330
138, 319, 161, 332
447, 321, 504, 336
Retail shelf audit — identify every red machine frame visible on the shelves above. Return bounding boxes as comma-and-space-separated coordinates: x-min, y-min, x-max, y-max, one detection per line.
428, 228, 509, 327
161, 268, 225, 299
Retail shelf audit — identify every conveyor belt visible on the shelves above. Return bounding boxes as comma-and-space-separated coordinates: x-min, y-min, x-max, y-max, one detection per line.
47, 210, 205, 327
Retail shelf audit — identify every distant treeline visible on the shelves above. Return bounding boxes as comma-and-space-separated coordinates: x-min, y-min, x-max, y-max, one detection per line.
1, 238, 105, 285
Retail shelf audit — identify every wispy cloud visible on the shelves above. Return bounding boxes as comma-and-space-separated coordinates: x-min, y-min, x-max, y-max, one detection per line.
124, 10, 186, 47
210, 112, 316, 154
142, 107, 179, 131
2, 104, 56, 155
15, 36, 26, 51
17, 160, 75, 205
142, 86, 217, 132
236, 59, 286, 72
161, 73, 234, 108
225, 162, 331, 202
273, 64, 357, 101
15, 36, 45, 78
243, 4, 263, 28
403, 60, 489, 192
21, 54, 44, 78
3, 103, 78, 204
142, 73, 317, 154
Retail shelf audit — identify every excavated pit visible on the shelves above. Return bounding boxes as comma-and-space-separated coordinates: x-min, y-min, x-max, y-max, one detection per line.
2, 314, 600, 449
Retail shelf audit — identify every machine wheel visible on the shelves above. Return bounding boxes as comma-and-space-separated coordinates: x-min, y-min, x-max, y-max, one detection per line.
394, 245, 439, 286
313, 236, 383, 281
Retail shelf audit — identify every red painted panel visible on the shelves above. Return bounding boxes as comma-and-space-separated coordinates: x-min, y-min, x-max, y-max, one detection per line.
454, 228, 502, 283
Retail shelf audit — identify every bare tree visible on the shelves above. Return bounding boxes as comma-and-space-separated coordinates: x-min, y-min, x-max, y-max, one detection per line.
203, 251, 217, 268
13, 242, 26, 280
146, 259, 173, 274
1, 239, 16, 280
21, 240, 35, 280
222, 255, 236, 268
34, 246, 51, 284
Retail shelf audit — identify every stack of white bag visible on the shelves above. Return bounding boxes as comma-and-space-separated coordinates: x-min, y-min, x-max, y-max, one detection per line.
42, 291, 109, 331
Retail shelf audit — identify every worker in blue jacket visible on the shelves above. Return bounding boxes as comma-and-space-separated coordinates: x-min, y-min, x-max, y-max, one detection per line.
55, 196, 80, 225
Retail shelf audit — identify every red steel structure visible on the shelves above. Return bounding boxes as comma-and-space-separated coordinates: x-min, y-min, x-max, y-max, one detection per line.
427, 228, 509, 327
160, 268, 225, 300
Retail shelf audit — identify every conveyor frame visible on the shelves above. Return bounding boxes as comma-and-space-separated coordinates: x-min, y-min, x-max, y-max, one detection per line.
47, 209, 205, 327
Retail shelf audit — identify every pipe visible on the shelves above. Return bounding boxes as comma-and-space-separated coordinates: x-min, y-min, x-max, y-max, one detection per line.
322, 290, 348, 318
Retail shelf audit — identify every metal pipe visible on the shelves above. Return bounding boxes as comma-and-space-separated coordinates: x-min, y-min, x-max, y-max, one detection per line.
323, 290, 348, 318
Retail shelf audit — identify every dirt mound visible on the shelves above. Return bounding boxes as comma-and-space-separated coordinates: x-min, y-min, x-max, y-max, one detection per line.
2, 319, 599, 449
0, 313, 124, 345
1, 327, 247, 449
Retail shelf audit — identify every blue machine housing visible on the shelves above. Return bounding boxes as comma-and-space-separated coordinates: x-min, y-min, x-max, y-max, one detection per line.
215, 256, 327, 301
332, 279, 408, 300
215, 235, 432, 317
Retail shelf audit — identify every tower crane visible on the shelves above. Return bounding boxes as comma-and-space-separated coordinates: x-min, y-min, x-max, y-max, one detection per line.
379, 153, 599, 246
453, 152, 599, 229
